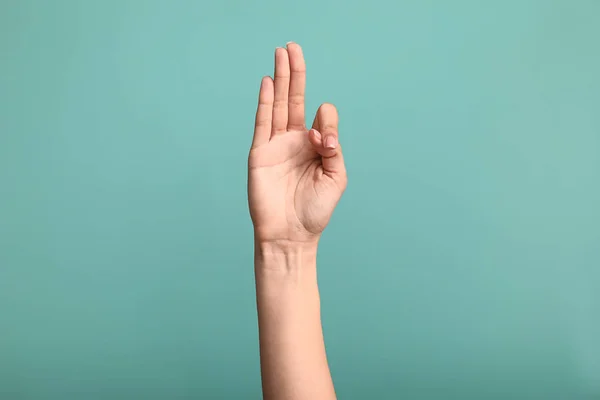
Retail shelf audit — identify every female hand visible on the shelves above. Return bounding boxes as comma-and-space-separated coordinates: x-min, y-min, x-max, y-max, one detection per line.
248, 43, 347, 246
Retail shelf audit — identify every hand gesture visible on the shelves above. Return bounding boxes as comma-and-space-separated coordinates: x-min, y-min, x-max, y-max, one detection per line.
248, 43, 347, 245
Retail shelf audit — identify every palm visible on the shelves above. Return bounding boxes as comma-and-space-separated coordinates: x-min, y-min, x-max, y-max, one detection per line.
248, 43, 347, 243
249, 130, 340, 241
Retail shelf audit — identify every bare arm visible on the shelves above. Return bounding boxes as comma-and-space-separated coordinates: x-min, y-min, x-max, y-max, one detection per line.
247, 42, 346, 399
255, 241, 335, 399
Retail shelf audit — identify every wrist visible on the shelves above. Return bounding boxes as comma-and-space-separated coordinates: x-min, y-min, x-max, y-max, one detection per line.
256, 238, 318, 255
254, 239, 318, 279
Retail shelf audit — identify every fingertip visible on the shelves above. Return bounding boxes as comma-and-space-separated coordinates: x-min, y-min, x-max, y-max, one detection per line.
274, 47, 287, 64
259, 76, 274, 102
310, 128, 322, 140
286, 41, 302, 52
323, 135, 338, 149
261, 76, 273, 87
308, 129, 322, 147
275, 46, 288, 57
320, 102, 337, 113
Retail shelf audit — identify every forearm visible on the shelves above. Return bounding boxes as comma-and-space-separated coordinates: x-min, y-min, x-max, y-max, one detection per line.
254, 240, 336, 400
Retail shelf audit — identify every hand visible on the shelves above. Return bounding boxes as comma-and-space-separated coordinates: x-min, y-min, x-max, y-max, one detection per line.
248, 43, 347, 246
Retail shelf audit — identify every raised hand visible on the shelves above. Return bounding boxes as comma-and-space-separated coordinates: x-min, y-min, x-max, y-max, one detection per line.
248, 43, 347, 246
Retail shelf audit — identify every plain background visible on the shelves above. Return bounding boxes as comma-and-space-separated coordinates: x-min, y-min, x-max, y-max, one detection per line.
1, 1, 599, 399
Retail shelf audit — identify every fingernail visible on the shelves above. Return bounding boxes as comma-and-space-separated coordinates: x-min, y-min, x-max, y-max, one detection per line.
312, 129, 322, 141
286, 41, 294, 45
324, 136, 337, 149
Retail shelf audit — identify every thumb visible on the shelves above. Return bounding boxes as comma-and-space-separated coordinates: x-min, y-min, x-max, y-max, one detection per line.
308, 128, 347, 179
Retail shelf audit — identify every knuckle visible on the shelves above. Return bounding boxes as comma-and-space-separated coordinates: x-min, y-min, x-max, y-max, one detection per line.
273, 99, 288, 108
255, 118, 271, 127
321, 126, 338, 136
288, 93, 304, 106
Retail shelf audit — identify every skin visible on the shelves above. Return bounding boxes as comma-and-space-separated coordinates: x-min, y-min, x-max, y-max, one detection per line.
248, 42, 347, 400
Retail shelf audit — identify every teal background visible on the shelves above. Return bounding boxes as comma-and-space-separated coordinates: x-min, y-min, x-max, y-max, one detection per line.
1, 0, 599, 399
